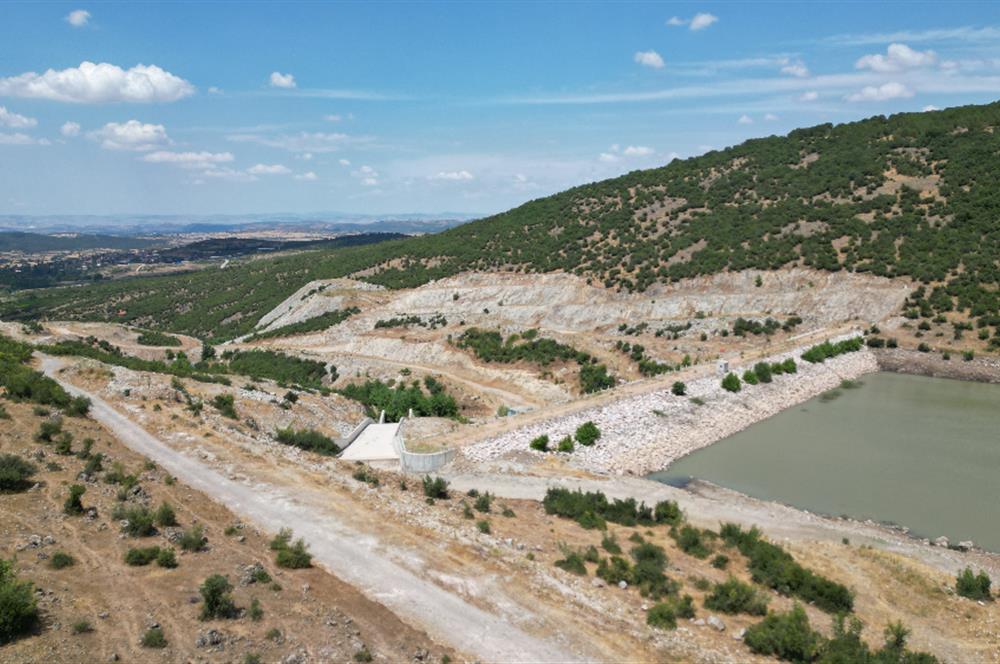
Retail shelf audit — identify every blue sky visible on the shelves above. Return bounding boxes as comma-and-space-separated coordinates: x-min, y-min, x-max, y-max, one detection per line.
2, 2, 1000, 218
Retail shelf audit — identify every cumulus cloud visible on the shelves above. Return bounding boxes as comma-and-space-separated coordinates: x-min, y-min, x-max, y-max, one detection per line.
0, 133, 50, 146
845, 81, 914, 102
764, 113, 779, 121
141, 150, 234, 168
60, 121, 81, 137
294, 171, 318, 181
429, 170, 474, 181
667, 13, 718, 31
622, 145, 653, 156
738, 114, 754, 125
247, 163, 291, 175
324, 114, 343, 122
922, 104, 940, 112
600, 144, 655, 162
338, 158, 351, 166
89, 120, 169, 151
0, 62, 193, 104
856, 43, 937, 73
269, 72, 296, 88
799, 91, 819, 102
780, 62, 809, 77
598, 152, 619, 163
0, 106, 37, 129
634, 50, 665, 69
66, 9, 90, 27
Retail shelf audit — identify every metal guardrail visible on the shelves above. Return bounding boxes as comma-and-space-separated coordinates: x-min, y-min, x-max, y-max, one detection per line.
393, 418, 457, 473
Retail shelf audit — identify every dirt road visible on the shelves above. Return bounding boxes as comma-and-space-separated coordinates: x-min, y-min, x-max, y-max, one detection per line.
39, 356, 586, 663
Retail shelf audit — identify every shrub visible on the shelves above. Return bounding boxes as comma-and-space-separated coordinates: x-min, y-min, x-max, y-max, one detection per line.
601, 533, 622, 554
579, 363, 615, 393
476, 520, 491, 534
596, 555, 632, 584
529, 435, 549, 452
704, 577, 769, 616
249, 597, 263, 621
956, 567, 992, 601
141, 626, 167, 648
742, 370, 760, 385
502, 506, 515, 517
557, 436, 575, 453
63, 484, 86, 516
354, 647, 374, 662
71, 619, 93, 634
474, 492, 493, 513
211, 394, 238, 419
753, 362, 773, 384
64, 396, 91, 417
671, 381, 686, 396
270, 528, 292, 551
801, 337, 863, 364
575, 421, 601, 446
554, 551, 587, 575
744, 605, 822, 662
646, 602, 677, 630
543, 487, 659, 529
35, 418, 63, 443
82, 453, 103, 476
49, 551, 75, 569
673, 526, 711, 559
719, 523, 853, 613
199, 574, 238, 620
54, 432, 73, 455
422, 475, 449, 499
275, 538, 313, 569
0, 454, 37, 492
721, 373, 741, 393
154, 502, 177, 527
274, 427, 339, 455
0, 559, 38, 644
178, 524, 206, 552
119, 506, 156, 537
155, 547, 177, 568
352, 465, 380, 487
711, 554, 729, 570
125, 546, 161, 566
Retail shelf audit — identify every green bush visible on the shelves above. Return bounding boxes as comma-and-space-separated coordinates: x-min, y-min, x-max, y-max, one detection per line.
119, 506, 156, 537
474, 492, 493, 513
529, 434, 549, 452
211, 394, 238, 419
956, 567, 992, 601
575, 421, 601, 446
601, 533, 622, 554
742, 369, 760, 385
721, 373, 741, 393
199, 574, 238, 620
63, 484, 86, 516
249, 597, 263, 621
178, 524, 206, 552
71, 619, 93, 634
275, 537, 313, 569
338, 377, 459, 422
557, 435, 574, 452
422, 475, 449, 499
711, 554, 730, 570
753, 362, 774, 384
646, 602, 678, 630
596, 555, 632, 584
0, 454, 37, 492
673, 526, 711, 559
476, 520, 491, 534
554, 551, 587, 575
136, 329, 182, 347
671, 381, 686, 396
156, 547, 178, 569
125, 546, 161, 566
704, 577, 769, 616
0, 559, 38, 644
274, 427, 339, 455
744, 605, 822, 662
48, 551, 75, 569
801, 337, 863, 364
141, 626, 167, 648
154, 502, 177, 527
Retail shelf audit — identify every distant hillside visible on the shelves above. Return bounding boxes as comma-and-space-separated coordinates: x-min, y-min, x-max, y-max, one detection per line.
4, 102, 1000, 341
0, 231, 159, 252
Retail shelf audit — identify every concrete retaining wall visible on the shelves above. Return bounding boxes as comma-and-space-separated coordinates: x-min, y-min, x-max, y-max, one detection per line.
394, 419, 457, 473
339, 417, 373, 452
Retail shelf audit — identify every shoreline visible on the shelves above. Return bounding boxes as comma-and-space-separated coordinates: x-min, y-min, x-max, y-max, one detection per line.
874, 347, 1000, 383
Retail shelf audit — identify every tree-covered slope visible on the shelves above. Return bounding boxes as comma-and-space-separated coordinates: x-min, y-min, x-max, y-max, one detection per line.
4, 102, 1000, 340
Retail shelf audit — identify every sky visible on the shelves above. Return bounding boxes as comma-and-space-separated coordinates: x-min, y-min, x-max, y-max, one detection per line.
2, 2, 1000, 219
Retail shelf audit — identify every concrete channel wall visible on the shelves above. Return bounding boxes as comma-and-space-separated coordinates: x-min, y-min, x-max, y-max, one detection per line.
394, 418, 457, 473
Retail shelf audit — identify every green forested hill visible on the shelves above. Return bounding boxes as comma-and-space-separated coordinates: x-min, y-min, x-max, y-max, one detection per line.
4, 102, 1000, 341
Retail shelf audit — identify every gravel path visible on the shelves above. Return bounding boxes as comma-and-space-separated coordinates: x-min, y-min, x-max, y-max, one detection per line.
40, 356, 587, 663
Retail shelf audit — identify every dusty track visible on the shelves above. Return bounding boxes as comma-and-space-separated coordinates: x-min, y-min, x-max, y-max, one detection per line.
39, 356, 586, 663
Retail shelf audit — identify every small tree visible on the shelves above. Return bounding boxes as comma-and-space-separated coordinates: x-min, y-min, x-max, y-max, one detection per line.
744, 605, 821, 662
742, 369, 759, 385
574, 421, 601, 446
154, 502, 177, 527
956, 567, 992, 601
721, 373, 741, 393
0, 454, 37, 492
63, 484, 86, 516
179, 524, 206, 552
529, 435, 549, 452
671, 381, 686, 396
0, 559, 39, 644
753, 362, 773, 383
421, 475, 449, 499
141, 627, 167, 648
199, 574, 238, 620
557, 436, 575, 453
275, 539, 313, 569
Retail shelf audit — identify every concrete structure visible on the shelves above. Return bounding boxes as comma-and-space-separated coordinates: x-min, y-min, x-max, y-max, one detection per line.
394, 418, 457, 473
339, 420, 401, 462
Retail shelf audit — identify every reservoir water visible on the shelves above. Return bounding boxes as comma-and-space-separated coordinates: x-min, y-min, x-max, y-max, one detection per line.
649, 372, 1000, 551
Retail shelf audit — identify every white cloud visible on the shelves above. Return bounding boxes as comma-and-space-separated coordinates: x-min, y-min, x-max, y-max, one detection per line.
207, 86, 223, 95
0, 106, 37, 129
634, 50, 665, 70
668, 13, 718, 30
598, 152, 619, 163
294, 171, 318, 181
324, 114, 343, 122
764, 113, 780, 121
60, 121, 81, 137
141, 151, 234, 168
622, 145, 653, 156
0, 61, 194, 104
88, 120, 169, 151
798, 91, 820, 102
690, 13, 719, 31
856, 43, 938, 73
247, 163, 291, 175
296, 152, 314, 161
269, 72, 296, 89
338, 158, 351, 166
429, 170, 474, 181
738, 114, 754, 125
66, 9, 90, 27
202, 167, 258, 183
0, 133, 50, 146
361, 177, 378, 186
845, 81, 914, 102
780, 62, 810, 77
228, 131, 357, 153
351, 165, 379, 186
922, 104, 940, 112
